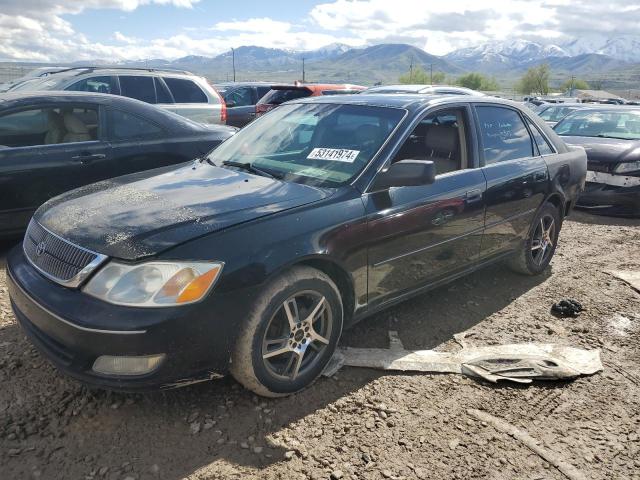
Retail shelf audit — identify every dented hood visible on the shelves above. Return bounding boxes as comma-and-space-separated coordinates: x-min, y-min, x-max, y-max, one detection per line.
35, 162, 329, 260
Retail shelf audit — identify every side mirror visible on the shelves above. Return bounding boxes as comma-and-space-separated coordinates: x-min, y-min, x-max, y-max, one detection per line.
371, 160, 436, 190
225, 100, 236, 108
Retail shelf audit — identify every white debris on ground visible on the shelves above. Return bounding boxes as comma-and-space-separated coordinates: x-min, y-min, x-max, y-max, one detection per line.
325, 331, 603, 384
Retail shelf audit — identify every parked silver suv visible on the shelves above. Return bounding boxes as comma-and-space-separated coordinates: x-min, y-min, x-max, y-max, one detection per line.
11, 67, 225, 125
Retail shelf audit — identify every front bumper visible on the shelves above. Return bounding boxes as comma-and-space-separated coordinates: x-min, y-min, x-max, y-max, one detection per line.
6, 246, 245, 391
576, 172, 640, 217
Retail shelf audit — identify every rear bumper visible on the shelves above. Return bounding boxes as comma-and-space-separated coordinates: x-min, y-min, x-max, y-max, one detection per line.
6, 246, 244, 391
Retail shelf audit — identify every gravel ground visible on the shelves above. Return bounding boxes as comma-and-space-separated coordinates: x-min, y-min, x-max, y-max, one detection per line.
1, 211, 639, 480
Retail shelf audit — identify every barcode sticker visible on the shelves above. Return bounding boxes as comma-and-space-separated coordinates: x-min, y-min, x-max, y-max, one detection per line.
307, 148, 360, 163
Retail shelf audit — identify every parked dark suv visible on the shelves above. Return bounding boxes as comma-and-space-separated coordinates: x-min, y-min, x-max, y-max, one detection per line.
0, 92, 236, 237
7, 94, 586, 397
214, 82, 272, 127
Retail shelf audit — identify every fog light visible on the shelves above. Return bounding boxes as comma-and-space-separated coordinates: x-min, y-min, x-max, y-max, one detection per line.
92, 354, 166, 376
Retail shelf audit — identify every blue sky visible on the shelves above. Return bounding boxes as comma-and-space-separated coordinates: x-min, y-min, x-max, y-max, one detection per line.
0, 0, 637, 62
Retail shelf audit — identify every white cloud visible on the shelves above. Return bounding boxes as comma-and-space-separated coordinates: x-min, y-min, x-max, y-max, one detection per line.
0, 0, 638, 62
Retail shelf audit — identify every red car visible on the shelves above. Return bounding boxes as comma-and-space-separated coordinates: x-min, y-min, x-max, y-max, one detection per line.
256, 83, 365, 116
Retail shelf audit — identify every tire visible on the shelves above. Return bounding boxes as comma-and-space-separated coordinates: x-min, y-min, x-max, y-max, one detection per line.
508, 202, 561, 275
231, 266, 343, 397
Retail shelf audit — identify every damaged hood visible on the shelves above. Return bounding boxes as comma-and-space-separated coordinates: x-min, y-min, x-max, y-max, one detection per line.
561, 136, 640, 165
35, 162, 329, 260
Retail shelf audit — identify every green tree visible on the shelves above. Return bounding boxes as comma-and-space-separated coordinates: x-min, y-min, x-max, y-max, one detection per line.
456, 72, 499, 91
560, 78, 589, 93
516, 64, 551, 95
399, 66, 445, 84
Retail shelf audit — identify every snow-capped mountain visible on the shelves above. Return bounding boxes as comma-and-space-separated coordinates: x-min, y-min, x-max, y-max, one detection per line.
560, 35, 640, 63
443, 40, 568, 72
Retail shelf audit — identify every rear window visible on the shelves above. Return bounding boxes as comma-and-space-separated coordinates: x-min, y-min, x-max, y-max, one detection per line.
259, 88, 312, 105
164, 78, 208, 103
67, 76, 117, 95
119, 76, 156, 104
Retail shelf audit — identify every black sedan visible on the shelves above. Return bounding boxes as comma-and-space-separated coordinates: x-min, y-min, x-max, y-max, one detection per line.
554, 107, 640, 216
7, 94, 586, 397
0, 92, 236, 237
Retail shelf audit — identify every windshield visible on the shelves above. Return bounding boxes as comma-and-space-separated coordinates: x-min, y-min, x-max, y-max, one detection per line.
207, 102, 405, 187
554, 110, 640, 140
539, 106, 579, 122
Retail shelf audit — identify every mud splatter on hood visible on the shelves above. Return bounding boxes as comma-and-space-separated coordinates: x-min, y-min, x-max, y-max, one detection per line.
35, 162, 329, 260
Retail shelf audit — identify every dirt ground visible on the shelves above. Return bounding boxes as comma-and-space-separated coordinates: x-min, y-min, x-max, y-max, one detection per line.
1, 210, 639, 480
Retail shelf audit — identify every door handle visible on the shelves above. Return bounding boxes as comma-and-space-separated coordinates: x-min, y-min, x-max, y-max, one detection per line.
465, 189, 483, 203
71, 153, 106, 164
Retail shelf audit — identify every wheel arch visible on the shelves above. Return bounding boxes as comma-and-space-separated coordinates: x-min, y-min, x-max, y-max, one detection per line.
274, 255, 356, 324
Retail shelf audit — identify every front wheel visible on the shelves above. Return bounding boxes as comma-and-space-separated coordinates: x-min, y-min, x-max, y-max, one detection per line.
231, 266, 343, 397
508, 203, 561, 275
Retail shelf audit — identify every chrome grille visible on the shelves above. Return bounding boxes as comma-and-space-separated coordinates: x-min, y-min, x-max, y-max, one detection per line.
23, 220, 107, 287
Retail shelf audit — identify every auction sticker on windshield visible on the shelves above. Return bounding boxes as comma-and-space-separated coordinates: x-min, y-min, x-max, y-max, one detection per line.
307, 148, 360, 162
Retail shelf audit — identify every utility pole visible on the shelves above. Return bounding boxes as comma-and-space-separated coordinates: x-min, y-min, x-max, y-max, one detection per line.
302, 57, 305, 83
231, 47, 236, 82
409, 57, 414, 83
569, 75, 575, 96
430, 63, 433, 85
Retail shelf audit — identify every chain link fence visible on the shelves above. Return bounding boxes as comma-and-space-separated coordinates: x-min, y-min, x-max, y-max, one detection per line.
0, 65, 34, 83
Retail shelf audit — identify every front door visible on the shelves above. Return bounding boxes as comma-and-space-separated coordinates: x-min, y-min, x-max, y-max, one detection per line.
473, 105, 549, 259
365, 106, 487, 308
225, 87, 258, 127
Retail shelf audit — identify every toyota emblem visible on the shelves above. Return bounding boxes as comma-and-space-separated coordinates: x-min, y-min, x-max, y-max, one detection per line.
36, 241, 46, 256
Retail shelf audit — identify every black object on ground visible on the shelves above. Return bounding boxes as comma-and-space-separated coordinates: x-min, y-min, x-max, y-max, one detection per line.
551, 299, 583, 317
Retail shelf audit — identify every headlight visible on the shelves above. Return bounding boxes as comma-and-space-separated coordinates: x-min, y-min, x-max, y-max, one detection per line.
83, 261, 223, 307
614, 160, 640, 174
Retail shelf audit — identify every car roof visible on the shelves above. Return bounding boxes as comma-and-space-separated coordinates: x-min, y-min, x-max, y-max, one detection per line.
290, 93, 521, 112
215, 82, 272, 87
271, 83, 365, 91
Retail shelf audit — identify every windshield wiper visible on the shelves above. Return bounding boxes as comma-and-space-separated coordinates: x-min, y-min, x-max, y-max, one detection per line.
221, 160, 282, 179
596, 134, 637, 140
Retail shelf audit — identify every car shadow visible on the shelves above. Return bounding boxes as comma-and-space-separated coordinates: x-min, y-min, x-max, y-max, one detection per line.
0, 259, 551, 479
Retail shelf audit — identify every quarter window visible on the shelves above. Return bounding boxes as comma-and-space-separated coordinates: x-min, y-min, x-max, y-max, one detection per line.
525, 118, 554, 155
476, 106, 534, 164
119, 76, 156, 104
164, 78, 208, 103
108, 109, 163, 140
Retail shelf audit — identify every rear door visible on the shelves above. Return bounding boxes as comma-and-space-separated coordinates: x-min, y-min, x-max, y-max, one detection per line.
224, 86, 257, 127
474, 104, 549, 260
0, 104, 110, 234
365, 105, 487, 308
106, 107, 192, 176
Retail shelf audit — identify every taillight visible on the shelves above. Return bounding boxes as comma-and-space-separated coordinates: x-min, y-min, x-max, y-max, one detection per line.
210, 86, 226, 124
220, 101, 227, 124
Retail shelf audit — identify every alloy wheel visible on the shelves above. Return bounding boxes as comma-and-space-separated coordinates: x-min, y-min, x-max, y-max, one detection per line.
531, 214, 556, 266
261, 291, 333, 381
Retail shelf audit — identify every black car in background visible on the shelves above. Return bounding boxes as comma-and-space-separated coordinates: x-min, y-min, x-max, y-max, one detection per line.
214, 82, 272, 127
0, 92, 236, 237
554, 107, 640, 216
7, 95, 586, 397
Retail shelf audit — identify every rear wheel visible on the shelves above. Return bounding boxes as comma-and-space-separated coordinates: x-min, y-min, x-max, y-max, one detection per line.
508, 203, 561, 275
231, 266, 343, 397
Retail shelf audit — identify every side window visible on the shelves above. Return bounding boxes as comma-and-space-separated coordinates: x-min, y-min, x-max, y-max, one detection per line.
393, 108, 468, 175
154, 78, 173, 104
119, 76, 156, 104
476, 106, 534, 164
525, 118, 554, 155
224, 87, 253, 107
163, 78, 207, 103
67, 76, 117, 94
0, 106, 98, 147
108, 109, 164, 140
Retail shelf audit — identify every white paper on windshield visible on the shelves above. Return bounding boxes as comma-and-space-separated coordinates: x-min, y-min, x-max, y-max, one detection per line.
307, 148, 360, 163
